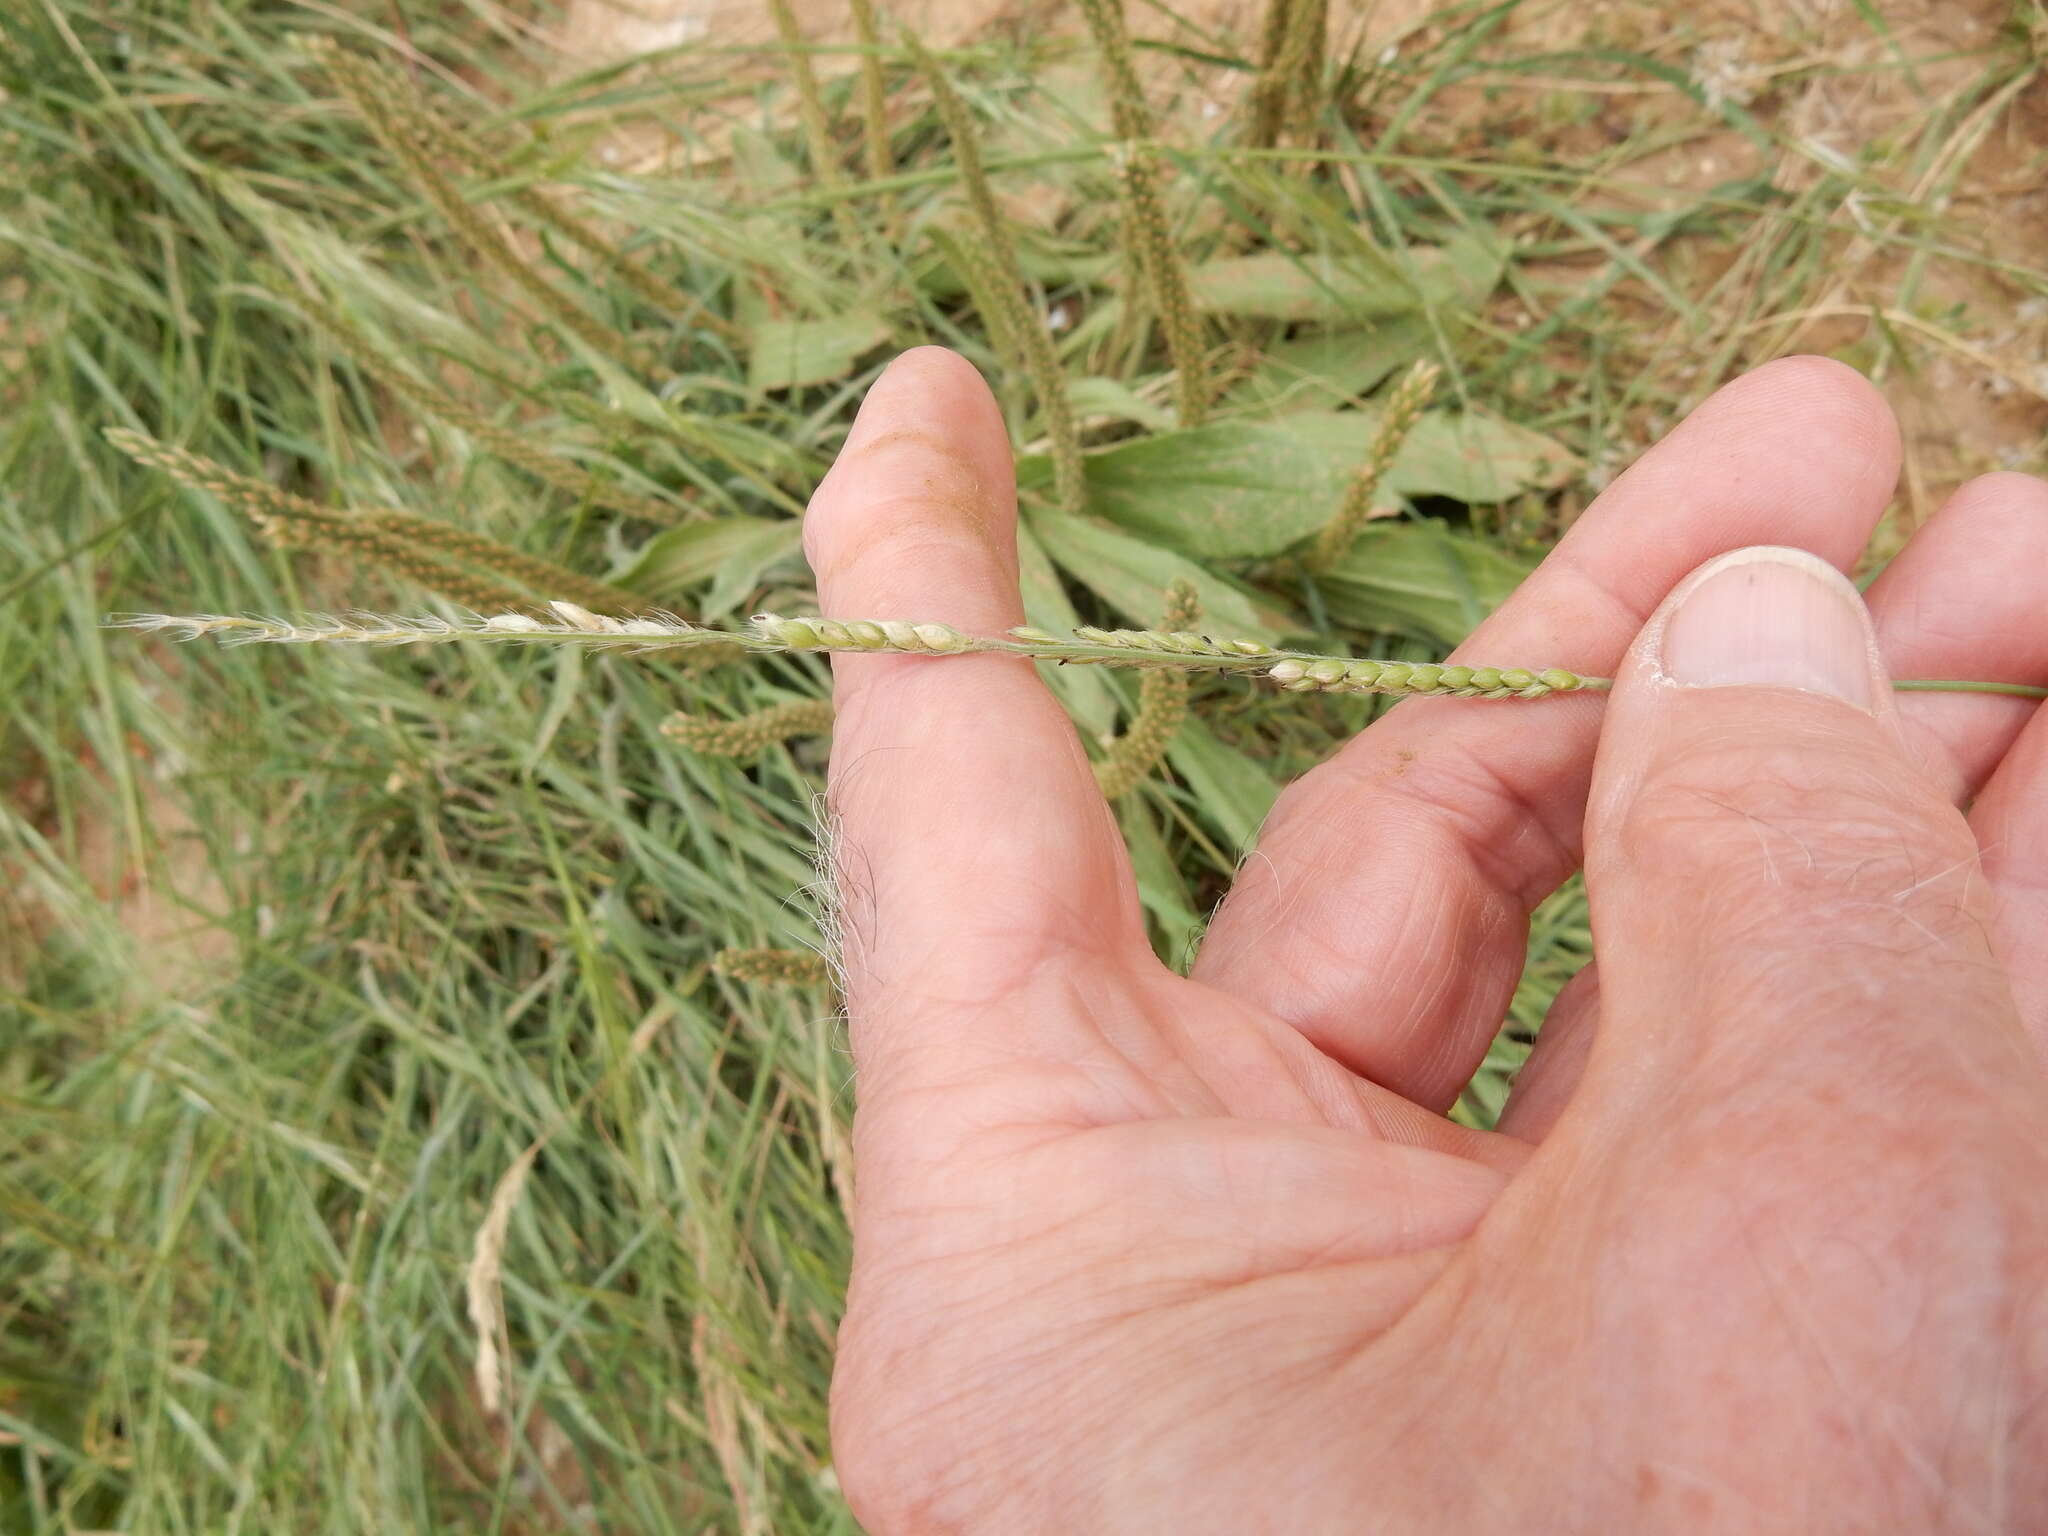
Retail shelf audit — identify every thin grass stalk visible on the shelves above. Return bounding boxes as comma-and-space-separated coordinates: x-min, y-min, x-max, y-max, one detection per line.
1303, 358, 1440, 574
847, 0, 898, 226
1094, 580, 1196, 798
283, 284, 691, 524
713, 947, 832, 986
113, 605, 1610, 699
410, 90, 738, 341
305, 38, 633, 364
662, 699, 835, 756
770, 0, 864, 248
909, 33, 1085, 513
1113, 143, 1207, 427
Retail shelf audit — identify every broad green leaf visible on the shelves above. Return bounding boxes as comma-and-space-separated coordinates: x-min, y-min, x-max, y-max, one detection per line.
1067, 376, 1175, 432
730, 123, 800, 193
746, 311, 890, 393
1118, 795, 1207, 960
1187, 234, 1506, 325
1393, 411, 1577, 507
1025, 510, 1287, 642
1226, 316, 1432, 414
1421, 229, 1509, 310
1316, 520, 1534, 646
1164, 719, 1278, 854
1187, 249, 1419, 322
1081, 410, 1576, 560
1017, 522, 1117, 736
611, 516, 801, 610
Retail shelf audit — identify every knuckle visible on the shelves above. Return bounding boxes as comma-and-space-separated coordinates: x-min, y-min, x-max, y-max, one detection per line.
807, 483, 984, 585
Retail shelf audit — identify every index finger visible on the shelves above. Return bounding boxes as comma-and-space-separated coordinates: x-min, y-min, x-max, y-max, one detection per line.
803, 350, 1142, 1066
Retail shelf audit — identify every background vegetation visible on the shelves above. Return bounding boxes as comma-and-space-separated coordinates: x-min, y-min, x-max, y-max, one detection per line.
4, 0, 2044, 1527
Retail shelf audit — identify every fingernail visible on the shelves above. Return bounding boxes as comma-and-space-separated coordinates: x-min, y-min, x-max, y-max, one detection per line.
1656, 546, 1877, 709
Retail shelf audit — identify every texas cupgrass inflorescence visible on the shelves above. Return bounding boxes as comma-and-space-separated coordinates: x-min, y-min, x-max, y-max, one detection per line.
260, 514, 532, 613
1303, 358, 1441, 574
303, 37, 633, 363
1111, 142, 1208, 428
910, 33, 1086, 513
1093, 579, 1198, 798
111, 603, 2048, 701
712, 947, 832, 987
357, 512, 643, 616
278, 283, 692, 525
106, 427, 636, 614
662, 699, 835, 756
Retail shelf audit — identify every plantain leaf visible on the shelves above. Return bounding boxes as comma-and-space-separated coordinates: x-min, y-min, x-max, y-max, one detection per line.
1186, 233, 1505, 325
1226, 315, 1432, 414
1187, 249, 1418, 322
1081, 410, 1576, 561
745, 310, 890, 393
1315, 520, 1534, 646
1025, 510, 1289, 641
1067, 376, 1176, 432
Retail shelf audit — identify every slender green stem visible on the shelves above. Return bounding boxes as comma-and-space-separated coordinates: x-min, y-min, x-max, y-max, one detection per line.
1890, 678, 2048, 697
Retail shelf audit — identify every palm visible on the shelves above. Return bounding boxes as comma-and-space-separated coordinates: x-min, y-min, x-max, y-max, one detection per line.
833, 955, 1505, 1529
807, 352, 2048, 1532
837, 949, 2048, 1532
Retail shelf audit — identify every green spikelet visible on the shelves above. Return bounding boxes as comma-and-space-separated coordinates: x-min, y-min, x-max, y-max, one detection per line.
281, 284, 689, 524
910, 34, 1085, 514
1113, 143, 1207, 428
661, 699, 834, 757
1303, 359, 1440, 574
712, 947, 832, 987
1094, 579, 1197, 799
304, 37, 632, 363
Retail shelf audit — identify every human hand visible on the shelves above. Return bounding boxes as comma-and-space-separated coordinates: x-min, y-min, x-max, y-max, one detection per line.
805, 349, 2048, 1533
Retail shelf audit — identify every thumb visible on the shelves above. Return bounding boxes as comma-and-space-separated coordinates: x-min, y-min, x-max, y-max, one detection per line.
1579, 545, 2026, 1112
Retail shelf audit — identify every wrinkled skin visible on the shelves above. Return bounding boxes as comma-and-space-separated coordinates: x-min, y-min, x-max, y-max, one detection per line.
804, 350, 2048, 1534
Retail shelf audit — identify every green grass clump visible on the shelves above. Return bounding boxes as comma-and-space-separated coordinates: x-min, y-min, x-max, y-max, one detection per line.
3, 0, 2043, 1529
